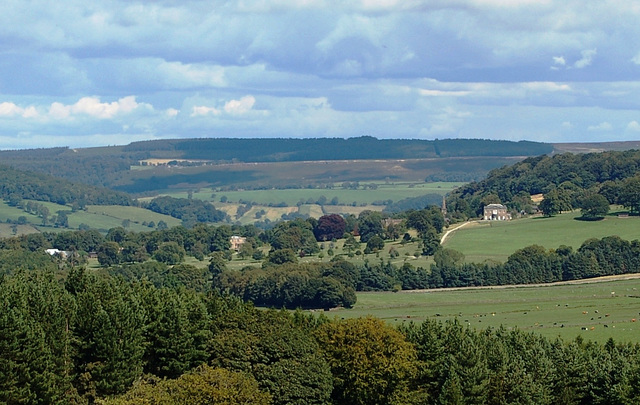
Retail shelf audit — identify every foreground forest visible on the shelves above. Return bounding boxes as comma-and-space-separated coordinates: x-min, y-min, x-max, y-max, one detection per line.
2, 268, 640, 404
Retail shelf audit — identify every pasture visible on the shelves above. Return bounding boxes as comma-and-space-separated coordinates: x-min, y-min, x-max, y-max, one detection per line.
84, 205, 182, 230
0, 201, 184, 233
443, 210, 640, 263
164, 182, 463, 206
331, 277, 640, 343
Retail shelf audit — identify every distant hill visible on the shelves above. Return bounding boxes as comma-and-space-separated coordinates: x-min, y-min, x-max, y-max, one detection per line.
553, 141, 640, 154
124, 136, 552, 161
0, 137, 552, 192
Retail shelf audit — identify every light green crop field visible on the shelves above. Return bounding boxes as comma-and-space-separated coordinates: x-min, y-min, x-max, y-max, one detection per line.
0, 201, 184, 233
443, 210, 640, 263
162, 182, 463, 206
0, 223, 40, 238
0, 203, 39, 223
326, 277, 640, 343
84, 205, 182, 230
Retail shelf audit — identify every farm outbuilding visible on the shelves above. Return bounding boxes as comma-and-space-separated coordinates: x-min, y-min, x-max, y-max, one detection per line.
483, 204, 511, 221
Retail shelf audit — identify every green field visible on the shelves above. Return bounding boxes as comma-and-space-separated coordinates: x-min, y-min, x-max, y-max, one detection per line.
326, 277, 640, 343
159, 182, 462, 206
145, 182, 462, 223
84, 205, 182, 230
444, 210, 640, 263
0, 201, 184, 233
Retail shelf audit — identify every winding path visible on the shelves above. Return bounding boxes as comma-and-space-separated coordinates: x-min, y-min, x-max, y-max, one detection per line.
440, 221, 473, 244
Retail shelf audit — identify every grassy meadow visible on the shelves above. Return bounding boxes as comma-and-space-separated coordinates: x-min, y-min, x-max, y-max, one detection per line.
0, 201, 183, 233
444, 209, 640, 263
162, 182, 463, 206
326, 277, 640, 343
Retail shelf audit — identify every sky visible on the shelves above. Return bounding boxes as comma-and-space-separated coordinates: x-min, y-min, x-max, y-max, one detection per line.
1, 0, 640, 149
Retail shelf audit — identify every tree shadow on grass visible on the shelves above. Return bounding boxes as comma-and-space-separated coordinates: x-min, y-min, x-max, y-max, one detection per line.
573, 216, 605, 222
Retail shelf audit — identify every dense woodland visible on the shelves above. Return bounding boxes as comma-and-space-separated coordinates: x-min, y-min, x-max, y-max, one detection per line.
0, 165, 132, 207
144, 196, 228, 224
2, 268, 640, 404
430, 236, 640, 288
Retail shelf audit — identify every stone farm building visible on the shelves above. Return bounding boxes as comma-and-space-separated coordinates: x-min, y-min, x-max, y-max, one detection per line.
230, 235, 247, 251
483, 204, 511, 221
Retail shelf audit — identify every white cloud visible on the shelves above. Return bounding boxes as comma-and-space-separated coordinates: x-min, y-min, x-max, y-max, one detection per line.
587, 121, 612, 131
551, 55, 566, 70
48, 96, 147, 120
191, 106, 221, 117
224, 95, 256, 115
191, 95, 256, 117
2, 1, 640, 148
626, 120, 640, 131
158, 61, 227, 88
0, 102, 38, 118
574, 49, 596, 69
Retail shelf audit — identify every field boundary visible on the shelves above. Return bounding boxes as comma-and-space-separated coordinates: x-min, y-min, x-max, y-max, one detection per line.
398, 273, 640, 294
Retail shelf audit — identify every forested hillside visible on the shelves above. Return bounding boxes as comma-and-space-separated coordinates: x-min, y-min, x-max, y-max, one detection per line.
124, 136, 552, 161
0, 165, 132, 207
447, 150, 640, 219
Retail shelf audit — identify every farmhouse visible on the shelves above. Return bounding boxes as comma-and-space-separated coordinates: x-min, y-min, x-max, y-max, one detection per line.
45, 248, 71, 258
230, 235, 247, 251
483, 204, 511, 221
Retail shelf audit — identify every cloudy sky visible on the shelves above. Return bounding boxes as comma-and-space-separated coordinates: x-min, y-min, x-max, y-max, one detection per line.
1, 0, 640, 149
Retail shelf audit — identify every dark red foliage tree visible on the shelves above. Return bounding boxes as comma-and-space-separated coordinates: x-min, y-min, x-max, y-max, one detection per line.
314, 214, 347, 241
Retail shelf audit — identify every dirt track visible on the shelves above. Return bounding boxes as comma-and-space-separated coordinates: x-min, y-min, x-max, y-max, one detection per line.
440, 221, 473, 244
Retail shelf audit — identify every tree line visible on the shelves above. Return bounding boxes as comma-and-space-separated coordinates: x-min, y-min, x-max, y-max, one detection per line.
125, 136, 552, 163
1, 268, 639, 404
144, 195, 228, 225
429, 236, 640, 288
4, 207, 640, 309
